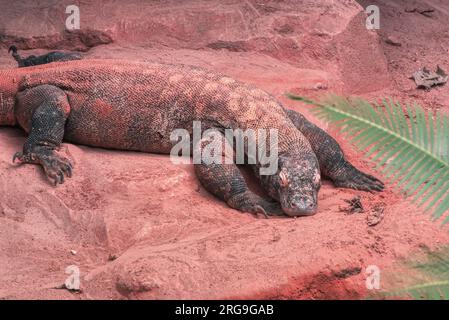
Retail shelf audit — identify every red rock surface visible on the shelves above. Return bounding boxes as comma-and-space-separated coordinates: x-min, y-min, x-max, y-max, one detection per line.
0, 0, 448, 299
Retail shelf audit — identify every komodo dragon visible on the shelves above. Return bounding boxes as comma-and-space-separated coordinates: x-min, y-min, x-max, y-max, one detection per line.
0, 59, 383, 217
8, 45, 82, 68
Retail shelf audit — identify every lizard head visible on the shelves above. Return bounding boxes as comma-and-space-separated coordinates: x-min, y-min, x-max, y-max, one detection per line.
263, 153, 321, 216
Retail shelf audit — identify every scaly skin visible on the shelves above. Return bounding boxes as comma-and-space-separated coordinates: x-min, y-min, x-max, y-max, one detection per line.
285, 109, 384, 192
8, 45, 82, 68
0, 59, 383, 217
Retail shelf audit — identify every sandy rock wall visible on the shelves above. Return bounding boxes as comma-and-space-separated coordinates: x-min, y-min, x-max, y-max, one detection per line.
0, 0, 390, 93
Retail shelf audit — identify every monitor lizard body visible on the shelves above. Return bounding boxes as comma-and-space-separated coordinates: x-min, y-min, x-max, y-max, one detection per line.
0, 59, 383, 217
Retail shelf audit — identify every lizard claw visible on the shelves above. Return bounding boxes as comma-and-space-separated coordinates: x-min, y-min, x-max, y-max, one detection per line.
12, 152, 22, 163
45, 157, 73, 185
12, 148, 73, 186
332, 162, 384, 192
229, 191, 286, 217
253, 205, 269, 219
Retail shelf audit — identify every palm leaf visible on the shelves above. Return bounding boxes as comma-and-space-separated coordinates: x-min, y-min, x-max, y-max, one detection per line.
413, 248, 449, 278
389, 281, 449, 300
385, 247, 449, 300
288, 94, 449, 225
289, 94, 449, 299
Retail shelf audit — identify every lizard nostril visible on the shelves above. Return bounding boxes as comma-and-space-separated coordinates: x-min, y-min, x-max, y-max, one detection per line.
292, 201, 310, 210
291, 199, 316, 213
283, 200, 317, 216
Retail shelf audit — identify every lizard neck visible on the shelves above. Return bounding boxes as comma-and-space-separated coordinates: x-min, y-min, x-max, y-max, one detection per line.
0, 69, 19, 126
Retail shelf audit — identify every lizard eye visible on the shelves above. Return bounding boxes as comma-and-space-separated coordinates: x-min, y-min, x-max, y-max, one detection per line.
279, 170, 289, 188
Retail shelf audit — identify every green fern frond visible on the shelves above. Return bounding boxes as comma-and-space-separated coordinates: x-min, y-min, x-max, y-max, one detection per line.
389, 281, 449, 300
288, 94, 449, 224
412, 248, 449, 279
385, 247, 449, 300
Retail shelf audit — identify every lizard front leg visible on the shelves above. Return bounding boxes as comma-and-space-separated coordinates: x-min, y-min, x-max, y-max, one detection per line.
14, 85, 72, 185
193, 128, 284, 217
286, 109, 384, 192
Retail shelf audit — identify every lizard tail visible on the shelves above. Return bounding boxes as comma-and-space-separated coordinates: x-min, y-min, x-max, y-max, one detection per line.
8, 45, 17, 54
8, 45, 23, 64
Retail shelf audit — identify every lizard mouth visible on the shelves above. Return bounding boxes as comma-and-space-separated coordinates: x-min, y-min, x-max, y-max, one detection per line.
282, 204, 317, 217
280, 194, 318, 216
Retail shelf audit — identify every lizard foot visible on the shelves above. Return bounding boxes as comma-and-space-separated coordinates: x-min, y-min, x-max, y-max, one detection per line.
228, 191, 285, 217
332, 163, 384, 192
13, 148, 73, 185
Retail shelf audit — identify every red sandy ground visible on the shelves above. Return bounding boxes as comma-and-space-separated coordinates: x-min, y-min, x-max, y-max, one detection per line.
0, 0, 449, 299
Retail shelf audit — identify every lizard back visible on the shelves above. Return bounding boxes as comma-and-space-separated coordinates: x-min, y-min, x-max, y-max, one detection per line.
14, 59, 310, 154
